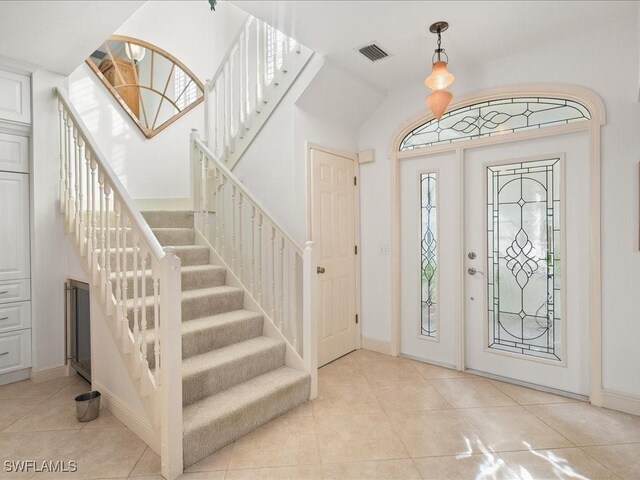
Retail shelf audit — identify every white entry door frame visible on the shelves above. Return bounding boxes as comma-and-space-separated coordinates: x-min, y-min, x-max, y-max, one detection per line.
389, 84, 605, 404
306, 143, 361, 366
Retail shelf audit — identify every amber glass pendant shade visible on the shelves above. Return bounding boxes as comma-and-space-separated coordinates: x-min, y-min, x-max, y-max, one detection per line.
425, 61, 455, 91
426, 90, 453, 120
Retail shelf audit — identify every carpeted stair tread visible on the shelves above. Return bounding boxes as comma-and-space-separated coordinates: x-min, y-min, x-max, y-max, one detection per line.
111, 264, 226, 296
182, 336, 285, 405
151, 228, 196, 246
182, 366, 310, 467
142, 210, 194, 228
144, 310, 264, 367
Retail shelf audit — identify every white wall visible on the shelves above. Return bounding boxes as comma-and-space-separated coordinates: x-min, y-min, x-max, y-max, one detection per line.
234, 57, 385, 245
31, 68, 88, 373
69, 1, 249, 200
358, 14, 640, 398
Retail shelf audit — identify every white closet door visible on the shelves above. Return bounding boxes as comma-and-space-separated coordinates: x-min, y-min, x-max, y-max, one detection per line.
0, 172, 30, 281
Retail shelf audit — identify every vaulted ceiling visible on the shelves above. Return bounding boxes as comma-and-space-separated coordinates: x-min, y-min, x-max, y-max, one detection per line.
0, 1, 144, 74
232, 0, 638, 92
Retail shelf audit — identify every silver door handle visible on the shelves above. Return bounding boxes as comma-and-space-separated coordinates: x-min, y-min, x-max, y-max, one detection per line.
0, 291, 8, 295
0, 317, 8, 321
467, 267, 484, 276
317, 266, 326, 274
0, 352, 9, 356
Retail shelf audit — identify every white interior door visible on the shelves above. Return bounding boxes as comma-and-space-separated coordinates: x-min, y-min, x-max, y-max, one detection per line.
0, 171, 30, 282
310, 148, 357, 366
464, 131, 591, 395
400, 152, 462, 367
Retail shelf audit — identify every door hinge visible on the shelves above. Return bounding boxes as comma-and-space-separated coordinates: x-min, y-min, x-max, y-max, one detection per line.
354, 245, 358, 255
355, 314, 359, 324
354, 176, 357, 186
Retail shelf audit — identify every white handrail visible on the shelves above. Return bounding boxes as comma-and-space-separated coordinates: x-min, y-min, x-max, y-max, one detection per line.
55, 87, 183, 479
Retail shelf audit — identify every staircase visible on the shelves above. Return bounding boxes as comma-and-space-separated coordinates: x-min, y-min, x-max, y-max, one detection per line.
139, 211, 310, 468
54, 12, 318, 480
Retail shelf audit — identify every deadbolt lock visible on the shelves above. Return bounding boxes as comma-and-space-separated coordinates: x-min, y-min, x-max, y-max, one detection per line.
317, 266, 326, 274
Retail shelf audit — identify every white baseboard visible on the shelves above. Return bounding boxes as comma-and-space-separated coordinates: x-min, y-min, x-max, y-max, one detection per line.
30, 364, 70, 383
361, 336, 392, 356
92, 380, 160, 454
601, 389, 640, 417
0, 368, 31, 386
134, 198, 192, 211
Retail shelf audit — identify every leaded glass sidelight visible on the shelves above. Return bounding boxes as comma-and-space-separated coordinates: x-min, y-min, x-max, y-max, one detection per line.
487, 158, 562, 361
400, 97, 590, 151
420, 173, 438, 337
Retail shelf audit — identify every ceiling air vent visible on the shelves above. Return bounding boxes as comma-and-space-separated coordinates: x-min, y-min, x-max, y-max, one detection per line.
357, 43, 390, 62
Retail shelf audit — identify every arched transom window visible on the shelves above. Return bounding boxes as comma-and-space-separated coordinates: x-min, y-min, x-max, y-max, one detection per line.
400, 97, 591, 151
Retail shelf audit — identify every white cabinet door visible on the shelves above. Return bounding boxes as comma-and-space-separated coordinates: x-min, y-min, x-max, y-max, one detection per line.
0, 172, 30, 281
0, 329, 31, 374
0, 133, 29, 173
0, 70, 30, 124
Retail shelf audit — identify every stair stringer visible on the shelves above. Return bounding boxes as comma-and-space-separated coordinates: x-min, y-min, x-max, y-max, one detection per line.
192, 229, 305, 373
66, 228, 161, 449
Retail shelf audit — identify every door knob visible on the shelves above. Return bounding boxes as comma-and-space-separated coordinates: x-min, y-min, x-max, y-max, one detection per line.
467, 267, 484, 276
317, 266, 326, 274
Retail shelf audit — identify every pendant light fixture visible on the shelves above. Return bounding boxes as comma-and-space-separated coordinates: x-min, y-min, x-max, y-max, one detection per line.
425, 21, 454, 120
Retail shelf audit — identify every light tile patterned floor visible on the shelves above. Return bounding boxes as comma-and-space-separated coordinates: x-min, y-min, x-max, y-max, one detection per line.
2, 350, 640, 479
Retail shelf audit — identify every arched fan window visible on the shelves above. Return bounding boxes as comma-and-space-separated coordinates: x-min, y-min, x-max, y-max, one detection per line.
87, 35, 204, 139
400, 97, 591, 151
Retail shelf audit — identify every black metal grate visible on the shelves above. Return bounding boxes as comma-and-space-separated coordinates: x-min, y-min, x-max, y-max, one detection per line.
358, 43, 389, 62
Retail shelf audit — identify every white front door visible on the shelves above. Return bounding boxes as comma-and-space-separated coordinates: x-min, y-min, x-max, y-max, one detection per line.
464, 131, 591, 395
399, 152, 462, 367
310, 148, 357, 366
399, 131, 591, 395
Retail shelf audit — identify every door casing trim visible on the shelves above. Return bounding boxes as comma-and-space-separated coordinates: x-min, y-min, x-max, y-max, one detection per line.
388, 84, 605, 405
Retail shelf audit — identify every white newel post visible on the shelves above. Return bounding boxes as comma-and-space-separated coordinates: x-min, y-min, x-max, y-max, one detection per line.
160, 247, 183, 480
302, 241, 318, 399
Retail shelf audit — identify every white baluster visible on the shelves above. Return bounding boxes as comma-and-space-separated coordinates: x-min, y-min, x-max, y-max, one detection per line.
257, 213, 263, 303
67, 121, 76, 233
74, 130, 82, 240
204, 80, 210, 145
223, 66, 229, 159
256, 20, 264, 112
58, 101, 65, 212
291, 250, 298, 351
114, 200, 122, 337
220, 177, 226, 261
203, 153, 210, 240
213, 85, 219, 156
97, 172, 106, 287
84, 148, 91, 257
152, 263, 161, 384
271, 226, 276, 322
280, 27, 288, 74
239, 31, 245, 136
64, 112, 71, 222
77, 137, 85, 251
244, 21, 250, 130
231, 185, 237, 271
278, 236, 284, 331
89, 160, 97, 271
132, 232, 140, 350
199, 150, 206, 236
214, 167, 221, 252
121, 216, 129, 339
238, 192, 243, 283
140, 245, 149, 370
104, 183, 113, 309
250, 205, 256, 296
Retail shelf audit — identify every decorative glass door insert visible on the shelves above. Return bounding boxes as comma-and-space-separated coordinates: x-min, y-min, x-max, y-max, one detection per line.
420, 173, 438, 337
487, 158, 562, 361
